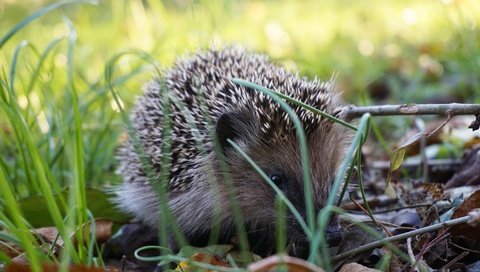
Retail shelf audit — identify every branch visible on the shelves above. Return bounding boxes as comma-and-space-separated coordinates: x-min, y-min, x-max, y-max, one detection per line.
344, 103, 480, 119
331, 210, 480, 263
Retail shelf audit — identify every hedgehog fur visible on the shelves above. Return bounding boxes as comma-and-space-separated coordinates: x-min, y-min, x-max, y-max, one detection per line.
114, 47, 351, 257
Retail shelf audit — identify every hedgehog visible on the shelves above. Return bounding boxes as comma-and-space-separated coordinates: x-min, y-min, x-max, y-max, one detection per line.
114, 47, 352, 258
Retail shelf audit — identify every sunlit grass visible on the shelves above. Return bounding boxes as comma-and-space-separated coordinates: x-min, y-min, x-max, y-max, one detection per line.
2, 1, 478, 99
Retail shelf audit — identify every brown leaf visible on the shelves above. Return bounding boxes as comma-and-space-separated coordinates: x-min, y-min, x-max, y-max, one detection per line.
35, 227, 63, 246
33, 219, 114, 247
5, 263, 108, 272
416, 183, 445, 201
0, 239, 23, 258
3, 219, 115, 264
445, 147, 480, 188
339, 262, 381, 272
247, 255, 324, 272
174, 252, 231, 271
191, 252, 230, 267
89, 219, 114, 244
450, 190, 480, 240
11, 253, 29, 265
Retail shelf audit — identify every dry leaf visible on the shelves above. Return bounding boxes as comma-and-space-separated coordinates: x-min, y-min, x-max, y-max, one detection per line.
11, 253, 29, 266
5, 263, 108, 272
35, 227, 63, 246
445, 147, 480, 188
174, 252, 231, 271
339, 262, 381, 272
450, 190, 480, 240
191, 252, 230, 267
0, 239, 23, 258
247, 255, 324, 272
89, 219, 114, 244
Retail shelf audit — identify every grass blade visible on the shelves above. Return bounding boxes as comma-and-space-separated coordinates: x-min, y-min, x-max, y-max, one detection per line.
0, 0, 98, 49
0, 159, 44, 272
315, 113, 370, 269
231, 78, 316, 236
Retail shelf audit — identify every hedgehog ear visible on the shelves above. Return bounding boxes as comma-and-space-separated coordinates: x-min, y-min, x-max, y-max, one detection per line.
215, 111, 252, 152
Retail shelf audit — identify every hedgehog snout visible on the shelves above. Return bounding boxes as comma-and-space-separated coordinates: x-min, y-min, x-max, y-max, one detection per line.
287, 230, 310, 259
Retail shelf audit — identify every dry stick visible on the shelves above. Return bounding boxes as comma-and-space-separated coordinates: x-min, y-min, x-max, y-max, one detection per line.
407, 229, 450, 272
331, 214, 473, 263
420, 113, 452, 183
349, 193, 393, 237
335, 106, 480, 262
406, 237, 428, 272
344, 103, 480, 118
439, 251, 469, 271
450, 241, 480, 254
335, 105, 480, 257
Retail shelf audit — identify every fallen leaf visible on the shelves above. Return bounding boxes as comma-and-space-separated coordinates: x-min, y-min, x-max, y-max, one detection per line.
192, 252, 230, 267
174, 252, 231, 272
0, 239, 22, 258
87, 219, 114, 244
386, 133, 427, 186
19, 188, 131, 228
339, 262, 381, 272
35, 227, 63, 246
5, 263, 108, 272
247, 255, 324, 272
450, 190, 480, 240
445, 147, 480, 188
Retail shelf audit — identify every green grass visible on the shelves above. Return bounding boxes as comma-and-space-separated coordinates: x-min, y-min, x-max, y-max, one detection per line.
0, 0, 479, 270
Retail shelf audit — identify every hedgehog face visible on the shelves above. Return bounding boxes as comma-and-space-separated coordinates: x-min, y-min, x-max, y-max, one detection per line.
214, 110, 347, 256
222, 134, 341, 219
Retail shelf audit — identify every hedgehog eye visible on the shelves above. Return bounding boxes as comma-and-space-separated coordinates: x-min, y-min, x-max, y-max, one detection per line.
269, 174, 282, 185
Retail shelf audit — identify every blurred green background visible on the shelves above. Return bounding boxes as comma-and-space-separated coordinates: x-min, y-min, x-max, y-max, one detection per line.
1, 0, 479, 195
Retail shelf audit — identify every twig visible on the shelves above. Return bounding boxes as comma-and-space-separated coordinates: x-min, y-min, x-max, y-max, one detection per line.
419, 114, 452, 182
349, 193, 393, 236
424, 228, 450, 254
331, 214, 473, 263
371, 158, 462, 170
439, 251, 469, 271
407, 237, 429, 272
341, 195, 398, 212
344, 103, 480, 119
450, 241, 480, 254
